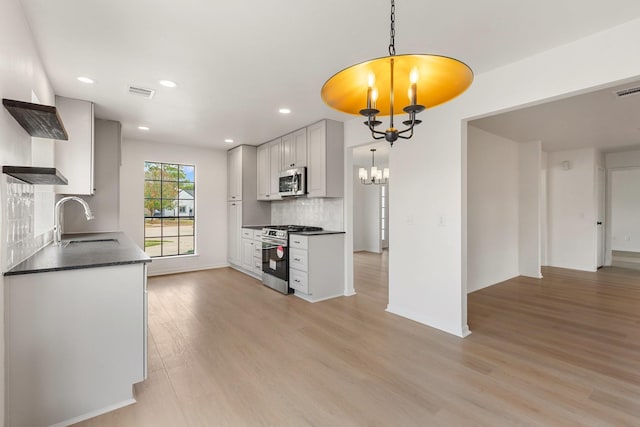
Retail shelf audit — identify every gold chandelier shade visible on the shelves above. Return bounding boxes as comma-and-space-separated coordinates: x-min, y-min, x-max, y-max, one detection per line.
321, 54, 473, 116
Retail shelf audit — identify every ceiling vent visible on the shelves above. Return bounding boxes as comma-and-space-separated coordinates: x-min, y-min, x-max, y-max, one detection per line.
128, 85, 155, 99
614, 86, 640, 98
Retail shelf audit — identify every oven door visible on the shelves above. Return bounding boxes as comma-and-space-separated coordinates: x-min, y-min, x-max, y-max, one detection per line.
262, 238, 288, 281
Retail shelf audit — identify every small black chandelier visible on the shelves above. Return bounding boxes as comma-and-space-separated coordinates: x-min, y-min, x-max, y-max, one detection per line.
359, 149, 389, 185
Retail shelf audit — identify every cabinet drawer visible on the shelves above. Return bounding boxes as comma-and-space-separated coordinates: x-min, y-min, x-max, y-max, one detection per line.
253, 230, 263, 240
289, 268, 308, 293
241, 228, 253, 238
289, 248, 308, 272
289, 234, 308, 250
254, 245, 262, 258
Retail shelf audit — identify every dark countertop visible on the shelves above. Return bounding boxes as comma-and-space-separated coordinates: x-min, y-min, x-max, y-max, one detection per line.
290, 230, 345, 236
4, 232, 151, 276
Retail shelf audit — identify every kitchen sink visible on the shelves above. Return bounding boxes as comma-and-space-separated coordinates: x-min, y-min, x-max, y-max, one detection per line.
61, 238, 119, 248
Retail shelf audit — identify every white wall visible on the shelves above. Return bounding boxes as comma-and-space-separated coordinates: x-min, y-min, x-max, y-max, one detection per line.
64, 119, 121, 233
467, 126, 519, 292
0, 0, 57, 422
546, 148, 598, 271
119, 139, 228, 276
518, 141, 542, 278
353, 166, 381, 253
610, 168, 640, 251
344, 17, 640, 337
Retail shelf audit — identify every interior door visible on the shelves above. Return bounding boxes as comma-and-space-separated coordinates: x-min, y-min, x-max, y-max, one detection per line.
596, 167, 606, 268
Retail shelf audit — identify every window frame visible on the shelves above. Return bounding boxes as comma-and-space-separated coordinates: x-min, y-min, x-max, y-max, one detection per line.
143, 161, 196, 258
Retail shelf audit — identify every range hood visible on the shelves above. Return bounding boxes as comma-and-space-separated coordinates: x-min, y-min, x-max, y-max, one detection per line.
3, 166, 68, 185
2, 98, 68, 140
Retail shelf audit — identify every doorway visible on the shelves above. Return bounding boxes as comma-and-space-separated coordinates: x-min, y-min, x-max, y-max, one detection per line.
350, 141, 390, 303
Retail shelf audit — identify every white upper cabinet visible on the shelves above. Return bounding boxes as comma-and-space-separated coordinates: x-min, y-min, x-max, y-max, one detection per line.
54, 96, 94, 195
228, 146, 242, 201
281, 128, 307, 170
256, 143, 270, 200
307, 119, 344, 198
269, 138, 283, 199
257, 138, 283, 201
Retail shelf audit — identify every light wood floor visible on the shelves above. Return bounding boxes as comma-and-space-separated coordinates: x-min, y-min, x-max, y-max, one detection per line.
76, 253, 640, 426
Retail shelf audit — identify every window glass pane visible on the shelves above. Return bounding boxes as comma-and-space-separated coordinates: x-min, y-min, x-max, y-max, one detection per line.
179, 236, 195, 255
144, 162, 161, 180
179, 218, 194, 236
162, 218, 179, 237
145, 218, 162, 238
144, 181, 162, 199
162, 237, 179, 256
144, 199, 163, 217
162, 163, 180, 181
144, 238, 163, 257
180, 165, 195, 183
179, 181, 195, 199
161, 182, 179, 201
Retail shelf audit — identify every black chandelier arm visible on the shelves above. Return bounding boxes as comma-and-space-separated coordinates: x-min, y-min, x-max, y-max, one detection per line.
366, 120, 387, 138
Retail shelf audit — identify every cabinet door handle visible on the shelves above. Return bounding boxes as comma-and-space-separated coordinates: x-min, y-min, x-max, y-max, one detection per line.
266, 194, 270, 197
232, 196, 236, 199
293, 240, 300, 244
294, 279, 300, 283
294, 257, 301, 262
290, 163, 295, 167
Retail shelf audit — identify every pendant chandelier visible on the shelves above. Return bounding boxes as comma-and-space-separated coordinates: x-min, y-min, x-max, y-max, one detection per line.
321, 0, 474, 146
359, 149, 389, 185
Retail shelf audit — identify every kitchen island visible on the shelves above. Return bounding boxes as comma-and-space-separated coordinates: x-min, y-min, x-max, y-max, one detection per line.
4, 232, 150, 427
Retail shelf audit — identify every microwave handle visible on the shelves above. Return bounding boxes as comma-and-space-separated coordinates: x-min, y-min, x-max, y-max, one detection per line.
292, 173, 299, 193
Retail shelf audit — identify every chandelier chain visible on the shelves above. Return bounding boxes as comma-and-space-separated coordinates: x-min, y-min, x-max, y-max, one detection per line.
388, 0, 396, 56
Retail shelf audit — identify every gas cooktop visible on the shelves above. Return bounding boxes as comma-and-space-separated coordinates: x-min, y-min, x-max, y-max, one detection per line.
264, 225, 323, 232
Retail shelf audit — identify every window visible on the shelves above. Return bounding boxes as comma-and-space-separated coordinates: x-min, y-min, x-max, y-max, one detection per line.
144, 162, 195, 257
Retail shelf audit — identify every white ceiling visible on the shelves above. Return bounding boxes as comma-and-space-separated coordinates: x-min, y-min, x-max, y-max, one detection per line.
470, 80, 640, 152
19, 0, 640, 149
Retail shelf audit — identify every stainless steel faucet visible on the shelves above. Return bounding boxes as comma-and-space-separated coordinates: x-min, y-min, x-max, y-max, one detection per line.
53, 196, 94, 246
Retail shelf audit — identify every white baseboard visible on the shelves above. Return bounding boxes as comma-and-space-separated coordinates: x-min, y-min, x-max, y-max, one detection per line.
148, 263, 229, 277
386, 304, 469, 338
50, 398, 136, 427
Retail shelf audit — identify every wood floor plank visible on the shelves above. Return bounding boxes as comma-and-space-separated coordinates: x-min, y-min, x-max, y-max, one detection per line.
74, 255, 640, 426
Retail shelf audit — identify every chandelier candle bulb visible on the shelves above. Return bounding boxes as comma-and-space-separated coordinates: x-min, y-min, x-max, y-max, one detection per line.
410, 68, 418, 105
383, 168, 390, 179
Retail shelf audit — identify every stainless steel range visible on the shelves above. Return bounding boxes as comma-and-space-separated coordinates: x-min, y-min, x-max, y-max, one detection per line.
261, 225, 322, 294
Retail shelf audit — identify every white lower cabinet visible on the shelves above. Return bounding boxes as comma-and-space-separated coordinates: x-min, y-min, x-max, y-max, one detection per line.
288, 233, 345, 302
239, 228, 263, 280
5, 263, 147, 427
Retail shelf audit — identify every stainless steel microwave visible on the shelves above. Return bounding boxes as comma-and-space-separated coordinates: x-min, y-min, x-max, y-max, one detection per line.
279, 167, 306, 197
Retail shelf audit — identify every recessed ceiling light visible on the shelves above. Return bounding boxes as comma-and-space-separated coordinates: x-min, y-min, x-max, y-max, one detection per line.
138, 126, 150, 131
77, 76, 95, 84
224, 139, 234, 143
279, 108, 291, 114
159, 80, 177, 88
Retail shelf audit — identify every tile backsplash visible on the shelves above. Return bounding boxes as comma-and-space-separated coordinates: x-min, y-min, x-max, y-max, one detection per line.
5, 176, 51, 270
271, 197, 344, 231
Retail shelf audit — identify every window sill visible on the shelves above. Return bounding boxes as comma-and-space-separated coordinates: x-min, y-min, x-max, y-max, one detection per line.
148, 253, 199, 260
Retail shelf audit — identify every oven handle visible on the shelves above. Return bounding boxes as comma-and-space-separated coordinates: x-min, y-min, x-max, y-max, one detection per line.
262, 238, 287, 247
